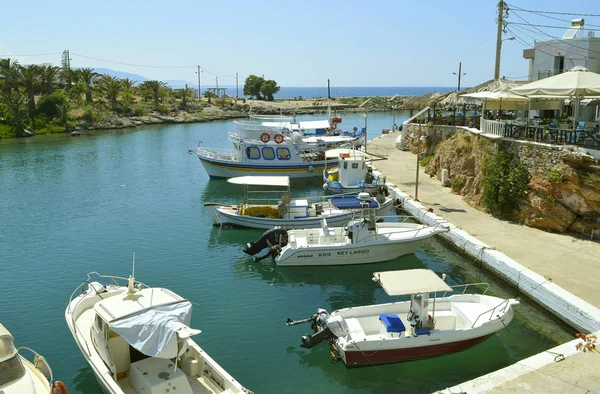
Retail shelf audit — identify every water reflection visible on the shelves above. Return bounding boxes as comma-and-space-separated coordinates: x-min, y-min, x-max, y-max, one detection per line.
72, 366, 103, 394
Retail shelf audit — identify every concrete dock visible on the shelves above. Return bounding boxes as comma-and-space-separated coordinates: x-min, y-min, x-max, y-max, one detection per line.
367, 132, 600, 393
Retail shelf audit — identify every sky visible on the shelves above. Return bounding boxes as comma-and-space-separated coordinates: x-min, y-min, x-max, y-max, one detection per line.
1, 0, 598, 88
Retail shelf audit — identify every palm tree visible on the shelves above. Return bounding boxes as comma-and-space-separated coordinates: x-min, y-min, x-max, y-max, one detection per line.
177, 84, 194, 108
0, 58, 21, 93
41, 65, 60, 94
75, 68, 100, 103
140, 80, 167, 108
203, 90, 215, 104
56, 100, 71, 130
18, 64, 40, 117
0, 90, 29, 136
122, 78, 137, 90
99, 75, 123, 109
59, 67, 76, 91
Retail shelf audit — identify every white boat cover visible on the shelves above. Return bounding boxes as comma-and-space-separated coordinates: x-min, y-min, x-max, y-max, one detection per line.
108, 301, 200, 358
325, 148, 372, 159
373, 269, 452, 296
227, 176, 290, 187
262, 120, 330, 130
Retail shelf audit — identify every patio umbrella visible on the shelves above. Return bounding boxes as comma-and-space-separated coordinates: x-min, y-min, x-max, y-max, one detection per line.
511, 66, 600, 129
461, 90, 529, 111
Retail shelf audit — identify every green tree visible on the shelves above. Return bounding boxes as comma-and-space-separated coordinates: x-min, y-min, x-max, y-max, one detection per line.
56, 100, 71, 130
0, 58, 21, 93
99, 75, 123, 109
0, 90, 29, 136
59, 68, 76, 92
69, 81, 86, 104
176, 84, 194, 108
140, 80, 168, 108
243, 75, 265, 99
37, 90, 68, 119
40, 65, 60, 94
18, 64, 40, 117
203, 90, 215, 104
260, 80, 280, 101
75, 68, 100, 103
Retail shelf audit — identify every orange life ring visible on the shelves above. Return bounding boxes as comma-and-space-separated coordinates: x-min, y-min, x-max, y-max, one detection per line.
52, 381, 68, 394
260, 133, 270, 143
274, 134, 284, 144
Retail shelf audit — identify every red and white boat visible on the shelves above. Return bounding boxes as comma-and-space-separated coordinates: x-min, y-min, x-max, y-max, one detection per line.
286, 269, 518, 367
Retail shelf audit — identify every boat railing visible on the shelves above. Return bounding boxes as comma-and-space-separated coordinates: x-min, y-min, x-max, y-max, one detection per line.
442, 282, 490, 297
17, 346, 53, 382
471, 298, 511, 328
197, 146, 241, 162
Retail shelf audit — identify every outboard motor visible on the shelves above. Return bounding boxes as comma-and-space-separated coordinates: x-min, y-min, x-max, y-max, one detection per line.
286, 309, 338, 349
243, 228, 289, 256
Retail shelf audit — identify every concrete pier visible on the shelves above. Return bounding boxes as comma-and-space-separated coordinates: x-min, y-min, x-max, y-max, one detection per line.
367, 131, 600, 393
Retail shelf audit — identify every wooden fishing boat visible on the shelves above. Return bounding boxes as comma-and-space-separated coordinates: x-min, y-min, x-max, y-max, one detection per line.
286, 269, 518, 367
65, 266, 250, 394
206, 176, 393, 230
0, 322, 63, 394
243, 215, 449, 266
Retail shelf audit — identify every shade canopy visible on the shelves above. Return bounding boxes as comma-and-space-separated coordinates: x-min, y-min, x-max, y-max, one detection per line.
433, 78, 519, 108
227, 176, 290, 187
372, 269, 452, 296
262, 120, 330, 130
461, 90, 529, 110
511, 66, 600, 97
325, 148, 372, 159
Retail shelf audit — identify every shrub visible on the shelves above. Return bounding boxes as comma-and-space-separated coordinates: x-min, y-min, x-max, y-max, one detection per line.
482, 142, 531, 218
35, 124, 64, 135
546, 169, 564, 183
451, 178, 465, 192
131, 103, 147, 116
583, 172, 600, 188
157, 103, 170, 115
0, 123, 15, 139
83, 105, 100, 124
37, 91, 68, 119
419, 155, 433, 167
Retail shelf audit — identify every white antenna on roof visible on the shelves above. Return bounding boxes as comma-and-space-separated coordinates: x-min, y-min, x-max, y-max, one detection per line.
127, 252, 136, 294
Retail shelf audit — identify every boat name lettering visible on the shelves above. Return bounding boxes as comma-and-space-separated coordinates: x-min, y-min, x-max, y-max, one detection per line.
296, 254, 315, 258
336, 249, 369, 256
429, 338, 441, 342
317, 252, 331, 257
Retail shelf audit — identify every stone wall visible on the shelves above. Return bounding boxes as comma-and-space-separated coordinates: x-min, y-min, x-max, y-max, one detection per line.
409, 122, 600, 235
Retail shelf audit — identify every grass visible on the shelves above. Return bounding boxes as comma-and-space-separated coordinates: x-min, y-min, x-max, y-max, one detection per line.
546, 169, 564, 184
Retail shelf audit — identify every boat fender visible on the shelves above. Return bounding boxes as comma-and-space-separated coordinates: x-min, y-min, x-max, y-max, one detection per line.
308, 165, 314, 172
52, 381, 68, 394
260, 133, 270, 143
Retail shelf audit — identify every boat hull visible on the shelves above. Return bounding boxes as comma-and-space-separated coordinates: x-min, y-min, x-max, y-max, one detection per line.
340, 334, 492, 366
199, 156, 336, 179
276, 238, 428, 266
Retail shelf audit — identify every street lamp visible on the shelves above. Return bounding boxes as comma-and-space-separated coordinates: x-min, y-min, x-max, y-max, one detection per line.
410, 130, 428, 201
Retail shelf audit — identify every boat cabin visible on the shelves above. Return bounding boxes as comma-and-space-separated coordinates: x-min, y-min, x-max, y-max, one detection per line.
89, 285, 201, 393
373, 270, 453, 335
0, 324, 25, 388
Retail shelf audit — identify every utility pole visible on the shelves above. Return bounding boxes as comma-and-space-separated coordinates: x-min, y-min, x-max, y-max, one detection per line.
494, 1, 505, 80
236, 72, 239, 102
454, 62, 466, 92
62, 50, 72, 91
196, 65, 201, 99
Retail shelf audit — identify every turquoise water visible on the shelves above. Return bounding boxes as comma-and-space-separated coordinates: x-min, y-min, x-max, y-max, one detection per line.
0, 113, 573, 394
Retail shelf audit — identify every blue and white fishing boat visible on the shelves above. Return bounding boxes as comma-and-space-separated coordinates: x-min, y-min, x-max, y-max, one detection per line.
204, 176, 393, 229
192, 115, 365, 179
323, 148, 388, 195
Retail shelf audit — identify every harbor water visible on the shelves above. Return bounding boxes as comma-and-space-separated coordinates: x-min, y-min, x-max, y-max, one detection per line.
0, 112, 574, 393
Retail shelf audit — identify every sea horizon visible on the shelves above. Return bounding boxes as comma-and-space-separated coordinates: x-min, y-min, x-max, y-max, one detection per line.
273, 86, 455, 99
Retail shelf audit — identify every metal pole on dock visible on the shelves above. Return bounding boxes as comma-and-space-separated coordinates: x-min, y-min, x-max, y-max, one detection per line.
236, 72, 239, 102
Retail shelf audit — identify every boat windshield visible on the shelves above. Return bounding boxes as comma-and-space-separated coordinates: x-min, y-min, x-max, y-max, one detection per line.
0, 355, 25, 387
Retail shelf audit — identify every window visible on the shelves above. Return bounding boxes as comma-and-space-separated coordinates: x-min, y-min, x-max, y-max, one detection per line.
262, 147, 275, 160
95, 314, 103, 331
352, 163, 359, 169
343, 162, 347, 169
0, 356, 25, 386
554, 56, 565, 74
246, 146, 261, 160
276, 148, 291, 160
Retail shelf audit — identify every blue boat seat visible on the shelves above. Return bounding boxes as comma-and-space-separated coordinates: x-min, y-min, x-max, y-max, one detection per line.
379, 314, 405, 333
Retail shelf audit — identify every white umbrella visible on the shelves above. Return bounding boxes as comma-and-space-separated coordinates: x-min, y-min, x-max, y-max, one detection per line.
511, 66, 600, 129
461, 90, 529, 110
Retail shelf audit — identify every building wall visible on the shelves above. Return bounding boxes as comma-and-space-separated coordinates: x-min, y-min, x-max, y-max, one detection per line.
532, 37, 600, 80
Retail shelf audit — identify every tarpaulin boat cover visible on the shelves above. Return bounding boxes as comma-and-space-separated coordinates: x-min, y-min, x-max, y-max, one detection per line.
331, 197, 378, 209
109, 301, 197, 358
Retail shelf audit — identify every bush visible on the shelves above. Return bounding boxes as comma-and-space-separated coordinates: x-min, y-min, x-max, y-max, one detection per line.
0, 123, 15, 139
131, 103, 148, 116
83, 105, 100, 124
419, 155, 433, 167
546, 169, 564, 183
37, 91, 68, 119
583, 172, 600, 188
451, 178, 466, 192
157, 103, 170, 115
35, 124, 64, 135
482, 142, 531, 218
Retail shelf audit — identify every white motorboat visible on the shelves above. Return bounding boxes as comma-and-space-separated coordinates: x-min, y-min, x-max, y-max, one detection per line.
206, 176, 393, 230
323, 148, 388, 195
65, 268, 250, 394
191, 115, 364, 179
243, 215, 449, 266
0, 322, 63, 394
286, 269, 518, 367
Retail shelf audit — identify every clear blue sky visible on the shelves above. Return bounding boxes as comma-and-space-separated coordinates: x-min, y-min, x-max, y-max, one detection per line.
1, 0, 597, 88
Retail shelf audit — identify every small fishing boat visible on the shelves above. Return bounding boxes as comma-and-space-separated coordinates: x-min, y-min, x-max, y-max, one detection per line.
65, 265, 249, 394
206, 176, 393, 230
191, 115, 364, 179
243, 214, 449, 266
323, 148, 388, 195
0, 322, 65, 394
286, 269, 518, 367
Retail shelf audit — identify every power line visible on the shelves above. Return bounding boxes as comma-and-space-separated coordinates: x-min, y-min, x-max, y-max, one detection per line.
70, 52, 196, 69
506, 4, 600, 18
507, 21, 600, 31
508, 24, 600, 60
0, 52, 62, 57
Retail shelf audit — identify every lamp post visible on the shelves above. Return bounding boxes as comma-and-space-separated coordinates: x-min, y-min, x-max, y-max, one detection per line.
359, 98, 373, 151
410, 128, 428, 201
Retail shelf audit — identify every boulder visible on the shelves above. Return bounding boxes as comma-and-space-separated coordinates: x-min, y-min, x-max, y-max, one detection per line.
517, 191, 576, 232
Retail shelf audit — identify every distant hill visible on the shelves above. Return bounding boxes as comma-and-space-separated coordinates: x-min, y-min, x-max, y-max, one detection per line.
91, 68, 149, 82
